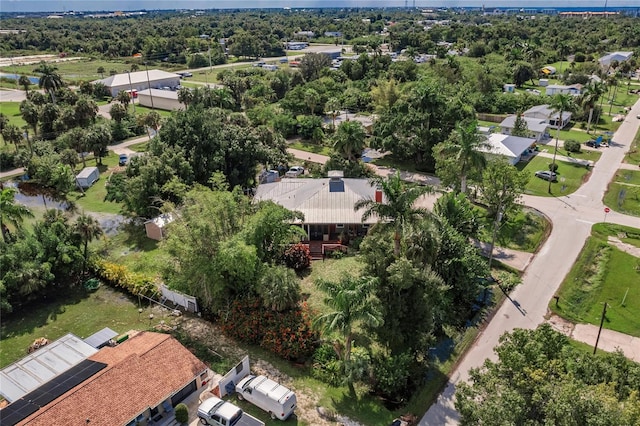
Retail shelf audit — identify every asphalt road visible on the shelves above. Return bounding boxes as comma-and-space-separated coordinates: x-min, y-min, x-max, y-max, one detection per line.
419, 98, 640, 425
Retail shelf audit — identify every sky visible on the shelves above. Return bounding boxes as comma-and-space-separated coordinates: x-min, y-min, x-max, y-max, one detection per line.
1, 0, 638, 13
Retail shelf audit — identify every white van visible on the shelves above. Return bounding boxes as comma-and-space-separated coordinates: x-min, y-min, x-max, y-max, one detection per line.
235, 375, 296, 420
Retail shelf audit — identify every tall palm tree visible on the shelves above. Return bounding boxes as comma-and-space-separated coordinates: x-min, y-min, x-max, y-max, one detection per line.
258, 265, 300, 312
177, 87, 194, 109
324, 97, 341, 128
34, 62, 64, 104
1, 124, 23, 152
580, 81, 605, 133
549, 94, 574, 193
19, 100, 39, 138
0, 187, 34, 243
0, 113, 8, 145
437, 120, 489, 194
18, 75, 31, 95
74, 213, 103, 276
354, 172, 433, 258
333, 120, 366, 162
314, 276, 382, 366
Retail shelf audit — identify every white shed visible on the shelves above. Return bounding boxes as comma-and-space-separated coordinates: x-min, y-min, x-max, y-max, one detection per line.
137, 88, 184, 111
76, 167, 100, 189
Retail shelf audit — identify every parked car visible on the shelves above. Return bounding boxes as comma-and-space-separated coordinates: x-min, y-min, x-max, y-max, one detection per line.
285, 166, 304, 178
236, 375, 297, 420
279, 58, 288, 63
119, 154, 128, 166
585, 140, 599, 148
534, 170, 557, 182
197, 396, 264, 426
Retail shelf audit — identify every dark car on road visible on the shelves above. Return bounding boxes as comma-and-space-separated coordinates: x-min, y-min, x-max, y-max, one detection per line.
535, 170, 557, 182
118, 154, 128, 166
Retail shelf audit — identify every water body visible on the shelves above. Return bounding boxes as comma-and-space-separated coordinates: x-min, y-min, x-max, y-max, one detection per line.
0, 73, 40, 84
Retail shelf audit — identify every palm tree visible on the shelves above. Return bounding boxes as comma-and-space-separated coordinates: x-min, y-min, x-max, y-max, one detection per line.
115, 90, 131, 108
1, 124, 23, 152
20, 100, 39, 138
144, 111, 162, 138
74, 96, 99, 128
437, 120, 489, 194
257, 265, 300, 312
97, 66, 105, 78
333, 121, 366, 162
314, 276, 382, 372
354, 172, 433, 258
177, 87, 194, 109
580, 82, 605, 133
324, 97, 341, 128
304, 88, 320, 115
18, 75, 31, 95
74, 213, 103, 276
0, 113, 8, 145
549, 94, 574, 193
0, 187, 34, 243
34, 62, 64, 104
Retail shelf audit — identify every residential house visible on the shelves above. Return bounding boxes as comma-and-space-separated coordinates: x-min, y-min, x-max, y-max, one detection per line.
545, 84, 582, 96
286, 41, 308, 50
499, 115, 549, 142
3, 332, 209, 426
137, 88, 185, 111
145, 213, 175, 241
94, 69, 181, 98
477, 133, 536, 165
523, 104, 572, 129
599, 51, 633, 68
253, 170, 379, 241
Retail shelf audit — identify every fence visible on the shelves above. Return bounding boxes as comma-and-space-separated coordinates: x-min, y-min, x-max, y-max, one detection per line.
218, 356, 250, 397
159, 284, 198, 313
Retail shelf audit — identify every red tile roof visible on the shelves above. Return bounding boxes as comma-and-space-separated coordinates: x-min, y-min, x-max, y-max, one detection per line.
18, 332, 207, 426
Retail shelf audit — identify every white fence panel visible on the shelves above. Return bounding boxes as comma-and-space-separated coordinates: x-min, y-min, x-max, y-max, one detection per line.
159, 284, 198, 313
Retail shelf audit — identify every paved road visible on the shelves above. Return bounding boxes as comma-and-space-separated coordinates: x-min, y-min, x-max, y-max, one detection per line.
419, 97, 640, 426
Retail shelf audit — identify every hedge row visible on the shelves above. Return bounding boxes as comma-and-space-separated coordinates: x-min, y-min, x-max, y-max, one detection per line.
90, 258, 157, 297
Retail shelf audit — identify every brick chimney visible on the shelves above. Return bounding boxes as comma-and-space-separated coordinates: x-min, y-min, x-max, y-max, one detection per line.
375, 188, 382, 203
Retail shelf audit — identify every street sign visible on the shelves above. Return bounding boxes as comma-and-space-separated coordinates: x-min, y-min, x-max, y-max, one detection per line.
604, 207, 610, 213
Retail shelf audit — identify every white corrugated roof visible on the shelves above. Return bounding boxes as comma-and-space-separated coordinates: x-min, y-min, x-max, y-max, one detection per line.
253, 178, 379, 224
94, 69, 180, 87
145, 213, 175, 228
0, 334, 97, 402
478, 134, 535, 159
137, 88, 180, 100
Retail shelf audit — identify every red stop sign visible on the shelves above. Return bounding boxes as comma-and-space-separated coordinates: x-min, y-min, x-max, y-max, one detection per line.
604, 207, 611, 213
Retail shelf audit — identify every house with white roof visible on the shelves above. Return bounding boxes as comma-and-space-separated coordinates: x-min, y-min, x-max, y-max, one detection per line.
499, 115, 549, 142
545, 84, 582, 96
253, 171, 379, 241
477, 134, 536, 165
137, 88, 184, 111
599, 51, 633, 68
523, 104, 572, 129
94, 69, 181, 97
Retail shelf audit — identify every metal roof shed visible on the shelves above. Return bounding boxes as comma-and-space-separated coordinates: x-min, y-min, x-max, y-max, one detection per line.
83, 327, 119, 349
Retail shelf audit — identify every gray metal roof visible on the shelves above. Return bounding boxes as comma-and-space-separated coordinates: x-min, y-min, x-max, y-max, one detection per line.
499, 115, 549, 133
137, 88, 180, 100
0, 334, 97, 402
94, 69, 180, 87
253, 177, 379, 224
83, 327, 119, 349
76, 166, 99, 179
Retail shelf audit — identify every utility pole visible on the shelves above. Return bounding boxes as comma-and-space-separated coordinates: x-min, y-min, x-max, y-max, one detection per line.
126, 71, 136, 115
487, 208, 504, 271
593, 302, 608, 354
144, 62, 154, 110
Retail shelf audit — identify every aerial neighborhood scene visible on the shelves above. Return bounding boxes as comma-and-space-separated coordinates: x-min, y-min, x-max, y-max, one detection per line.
2, 1, 640, 425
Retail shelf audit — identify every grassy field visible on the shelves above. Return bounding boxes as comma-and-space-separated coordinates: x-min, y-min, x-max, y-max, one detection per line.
0, 101, 27, 128
546, 143, 602, 162
0, 286, 144, 368
625, 126, 640, 165
517, 155, 591, 197
550, 224, 640, 337
70, 152, 125, 214
603, 169, 640, 217
289, 140, 333, 156
128, 141, 149, 152
477, 207, 550, 253
133, 104, 174, 118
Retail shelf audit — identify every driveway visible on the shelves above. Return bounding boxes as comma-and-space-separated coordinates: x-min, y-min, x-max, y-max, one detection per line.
419, 97, 640, 425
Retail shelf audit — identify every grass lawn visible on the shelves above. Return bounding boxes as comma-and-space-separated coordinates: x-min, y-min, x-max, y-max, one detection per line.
0, 285, 144, 368
517, 155, 591, 197
289, 140, 332, 156
0, 101, 27, 128
70, 152, 125, 214
477, 207, 550, 253
546, 144, 602, 162
624, 127, 640, 165
128, 141, 149, 152
603, 170, 640, 217
550, 230, 640, 337
133, 104, 173, 118
371, 154, 429, 174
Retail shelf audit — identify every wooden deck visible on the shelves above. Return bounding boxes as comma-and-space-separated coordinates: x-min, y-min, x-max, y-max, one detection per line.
304, 240, 347, 260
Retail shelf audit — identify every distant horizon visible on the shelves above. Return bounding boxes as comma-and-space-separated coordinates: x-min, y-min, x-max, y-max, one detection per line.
1, 0, 639, 13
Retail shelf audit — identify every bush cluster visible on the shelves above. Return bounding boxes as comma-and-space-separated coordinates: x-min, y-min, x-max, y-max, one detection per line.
564, 139, 581, 153
220, 298, 318, 361
311, 344, 343, 386
282, 243, 312, 271
90, 258, 157, 297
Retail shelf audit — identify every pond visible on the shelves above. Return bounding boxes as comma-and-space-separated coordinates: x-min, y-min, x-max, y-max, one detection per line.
0, 73, 40, 84
4, 180, 127, 236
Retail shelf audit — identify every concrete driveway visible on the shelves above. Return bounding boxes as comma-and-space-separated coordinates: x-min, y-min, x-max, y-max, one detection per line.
419, 97, 640, 426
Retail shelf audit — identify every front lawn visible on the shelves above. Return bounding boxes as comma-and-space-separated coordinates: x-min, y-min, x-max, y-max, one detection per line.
70, 152, 125, 214
603, 169, 640, 217
0, 101, 27, 128
289, 140, 333, 156
517, 155, 591, 197
547, 144, 602, 162
624, 127, 640, 165
477, 207, 550, 253
550, 225, 640, 337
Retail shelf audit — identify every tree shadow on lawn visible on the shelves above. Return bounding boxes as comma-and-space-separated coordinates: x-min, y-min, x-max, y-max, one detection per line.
0, 287, 89, 340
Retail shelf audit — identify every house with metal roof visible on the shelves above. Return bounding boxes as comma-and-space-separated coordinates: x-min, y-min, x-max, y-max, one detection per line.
5, 332, 209, 426
499, 115, 549, 142
94, 69, 181, 97
544, 83, 582, 96
253, 171, 380, 242
137, 88, 185, 111
477, 134, 536, 165
523, 104, 572, 130
599, 51, 633, 68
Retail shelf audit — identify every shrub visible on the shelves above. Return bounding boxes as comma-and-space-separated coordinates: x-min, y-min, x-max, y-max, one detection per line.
174, 403, 188, 424
282, 243, 311, 271
548, 162, 559, 172
564, 139, 581, 153
90, 258, 157, 297
0, 150, 17, 171
312, 344, 342, 386
372, 352, 413, 401
220, 298, 318, 361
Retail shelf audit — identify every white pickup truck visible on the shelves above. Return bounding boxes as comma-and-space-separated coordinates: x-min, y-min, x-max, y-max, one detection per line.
197, 396, 264, 426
